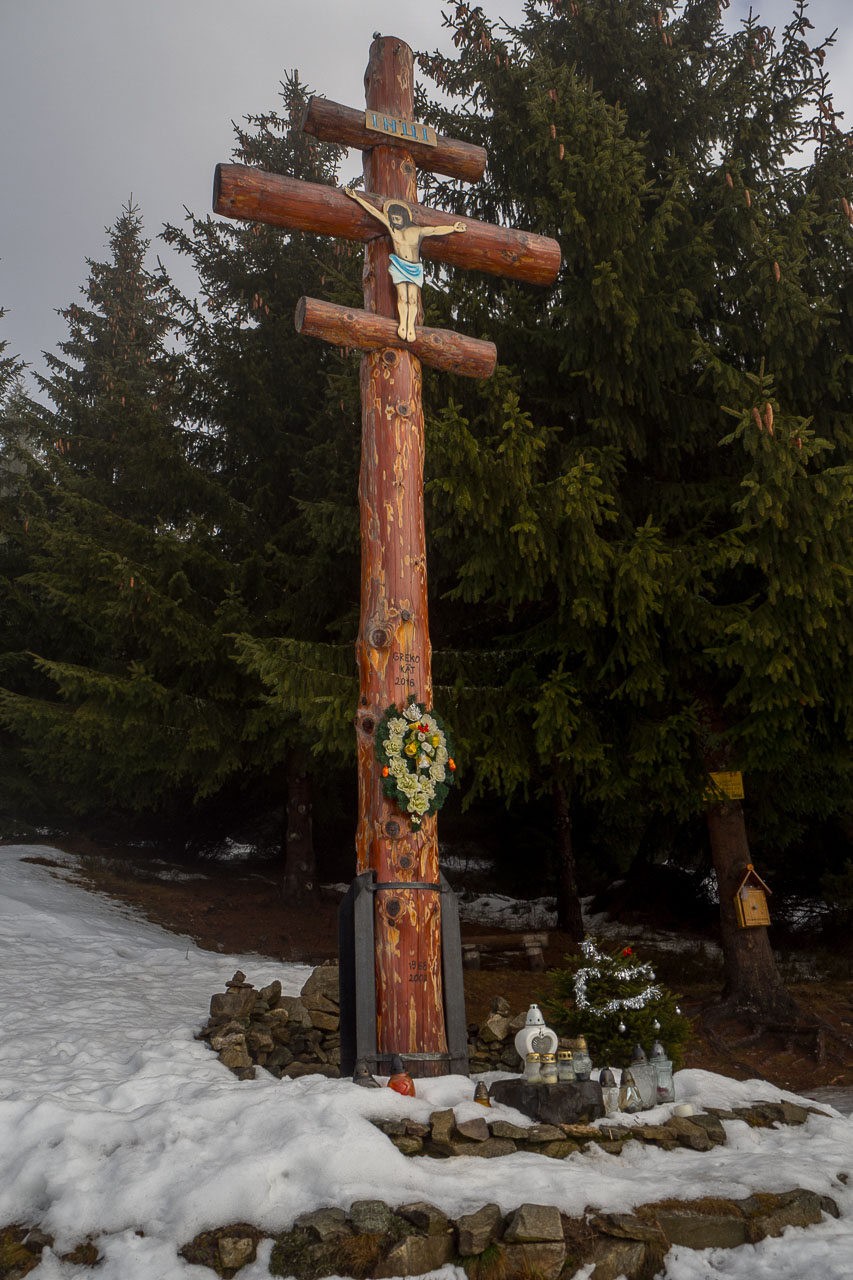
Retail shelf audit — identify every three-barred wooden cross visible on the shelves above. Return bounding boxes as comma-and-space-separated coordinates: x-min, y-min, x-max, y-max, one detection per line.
214, 33, 560, 1077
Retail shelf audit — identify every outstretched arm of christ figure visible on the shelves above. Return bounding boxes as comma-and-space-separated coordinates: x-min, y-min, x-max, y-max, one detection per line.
418, 222, 467, 239
344, 186, 391, 231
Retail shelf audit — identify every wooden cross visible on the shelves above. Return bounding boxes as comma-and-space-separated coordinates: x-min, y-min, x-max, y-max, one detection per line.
213, 33, 559, 1077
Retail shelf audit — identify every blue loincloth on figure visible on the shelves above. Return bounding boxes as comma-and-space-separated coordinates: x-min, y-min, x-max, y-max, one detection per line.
389, 254, 425, 287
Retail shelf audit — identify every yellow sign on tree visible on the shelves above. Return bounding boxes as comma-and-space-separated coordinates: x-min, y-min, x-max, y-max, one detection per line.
708, 770, 745, 801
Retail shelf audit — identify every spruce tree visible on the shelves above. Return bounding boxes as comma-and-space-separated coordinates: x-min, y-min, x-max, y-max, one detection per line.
417, 0, 853, 1022
161, 73, 364, 894
0, 205, 236, 827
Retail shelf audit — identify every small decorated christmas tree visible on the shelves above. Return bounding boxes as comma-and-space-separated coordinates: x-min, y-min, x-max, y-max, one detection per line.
545, 938, 691, 1070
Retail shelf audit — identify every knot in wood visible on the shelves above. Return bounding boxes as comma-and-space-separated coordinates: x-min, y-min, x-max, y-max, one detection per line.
370, 627, 390, 648
385, 820, 401, 838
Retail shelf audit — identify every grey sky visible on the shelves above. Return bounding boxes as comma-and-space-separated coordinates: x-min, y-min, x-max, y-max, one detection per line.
1, 0, 849, 386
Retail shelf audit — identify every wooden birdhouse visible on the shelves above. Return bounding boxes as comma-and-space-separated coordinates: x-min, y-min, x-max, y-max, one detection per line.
734, 864, 771, 928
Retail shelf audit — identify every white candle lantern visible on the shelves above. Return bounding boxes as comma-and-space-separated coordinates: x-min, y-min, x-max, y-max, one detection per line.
514, 1003, 558, 1061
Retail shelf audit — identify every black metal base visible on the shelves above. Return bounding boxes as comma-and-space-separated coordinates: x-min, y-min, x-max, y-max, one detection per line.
338, 869, 469, 1077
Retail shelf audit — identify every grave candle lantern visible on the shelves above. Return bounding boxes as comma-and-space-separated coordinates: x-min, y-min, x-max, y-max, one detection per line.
650, 1040, 675, 1103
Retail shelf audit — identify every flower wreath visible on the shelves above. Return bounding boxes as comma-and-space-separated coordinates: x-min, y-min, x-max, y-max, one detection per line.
374, 699, 456, 828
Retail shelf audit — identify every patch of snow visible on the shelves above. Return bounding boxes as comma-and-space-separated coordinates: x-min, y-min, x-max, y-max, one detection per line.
458, 892, 557, 930
1, 844, 851, 1279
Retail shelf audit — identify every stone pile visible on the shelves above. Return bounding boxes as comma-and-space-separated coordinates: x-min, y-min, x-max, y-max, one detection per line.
467, 994, 524, 1074
372, 1097, 818, 1160
181, 1186, 840, 1279
199, 964, 342, 1080
201, 965, 528, 1081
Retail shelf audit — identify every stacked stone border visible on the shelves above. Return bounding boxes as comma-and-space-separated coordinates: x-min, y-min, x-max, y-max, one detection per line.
373, 1097, 822, 1158
2, 1185, 842, 1280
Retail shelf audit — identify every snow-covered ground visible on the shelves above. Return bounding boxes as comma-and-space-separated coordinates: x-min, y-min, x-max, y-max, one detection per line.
1, 844, 852, 1279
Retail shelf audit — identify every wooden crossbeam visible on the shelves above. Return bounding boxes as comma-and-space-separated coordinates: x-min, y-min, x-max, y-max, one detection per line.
302, 96, 487, 184
214, 164, 561, 287
295, 297, 497, 378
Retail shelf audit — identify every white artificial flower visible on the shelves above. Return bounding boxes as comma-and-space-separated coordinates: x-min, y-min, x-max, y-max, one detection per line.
388, 717, 407, 735
389, 758, 407, 778
404, 703, 422, 721
429, 763, 446, 783
385, 734, 404, 754
435, 746, 448, 764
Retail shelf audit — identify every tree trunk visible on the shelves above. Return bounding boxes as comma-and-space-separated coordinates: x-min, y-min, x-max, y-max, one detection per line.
282, 753, 317, 903
552, 778, 585, 941
351, 35, 448, 1077
705, 795, 798, 1021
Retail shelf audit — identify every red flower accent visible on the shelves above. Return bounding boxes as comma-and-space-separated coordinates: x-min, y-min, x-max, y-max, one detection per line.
622, 947, 632, 957
448, 758, 456, 771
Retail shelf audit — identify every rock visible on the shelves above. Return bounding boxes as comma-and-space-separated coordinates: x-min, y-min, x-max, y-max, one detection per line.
821, 1196, 841, 1219
489, 1121, 530, 1140
218, 1039, 251, 1071
499, 1242, 566, 1279
246, 1028, 274, 1055
295, 1208, 352, 1242
585, 1236, 647, 1280
521, 1124, 565, 1143
307, 1008, 339, 1032
396, 1203, 452, 1237
501, 1046, 522, 1067
227, 970, 247, 986
374, 1119, 407, 1137
504, 1203, 563, 1244
429, 1109, 457, 1146
278, 996, 312, 1026
266, 1046, 294, 1070
740, 1189, 823, 1241
780, 1101, 810, 1126
651, 1207, 747, 1250
390, 1136, 424, 1155
687, 1114, 727, 1144
218, 1236, 256, 1270
284, 1062, 339, 1079
479, 1013, 511, 1044
374, 1233, 456, 1277
491, 995, 511, 1016
350, 1200, 393, 1234
456, 1117, 490, 1142
591, 1214, 664, 1243
300, 964, 339, 1011
449, 1138, 517, 1158
456, 1203, 504, 1254
631, 1125, 678, 1149
259, 980, 282, 1006
561, 1124, 604, 1143
489, 1077, 605, 1125
664, 1116, 713, 1152
536, 1140, 580, 1158
404, 1121, 431, 1139
210, 987, 257, 1021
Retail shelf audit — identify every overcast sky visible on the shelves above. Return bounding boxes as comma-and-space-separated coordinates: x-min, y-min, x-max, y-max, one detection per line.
1, 0, 850, 387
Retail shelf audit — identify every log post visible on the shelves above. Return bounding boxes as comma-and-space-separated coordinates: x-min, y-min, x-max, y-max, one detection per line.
352, 35, 448, 1075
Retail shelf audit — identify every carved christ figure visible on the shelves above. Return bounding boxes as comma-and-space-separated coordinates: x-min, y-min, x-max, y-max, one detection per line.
345, 187, 466, 342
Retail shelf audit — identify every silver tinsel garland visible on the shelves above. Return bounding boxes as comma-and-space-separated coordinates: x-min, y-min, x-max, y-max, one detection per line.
573, 937, 662, 1017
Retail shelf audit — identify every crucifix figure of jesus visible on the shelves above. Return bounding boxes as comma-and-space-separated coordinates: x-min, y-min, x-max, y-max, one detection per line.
344, 187, 466, 341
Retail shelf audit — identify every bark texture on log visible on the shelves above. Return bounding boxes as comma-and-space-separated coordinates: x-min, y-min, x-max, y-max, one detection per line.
302, 95, 487, 184
295, 296, 496, 379
213, 165, 561, 286
352, 35, 448, 1076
